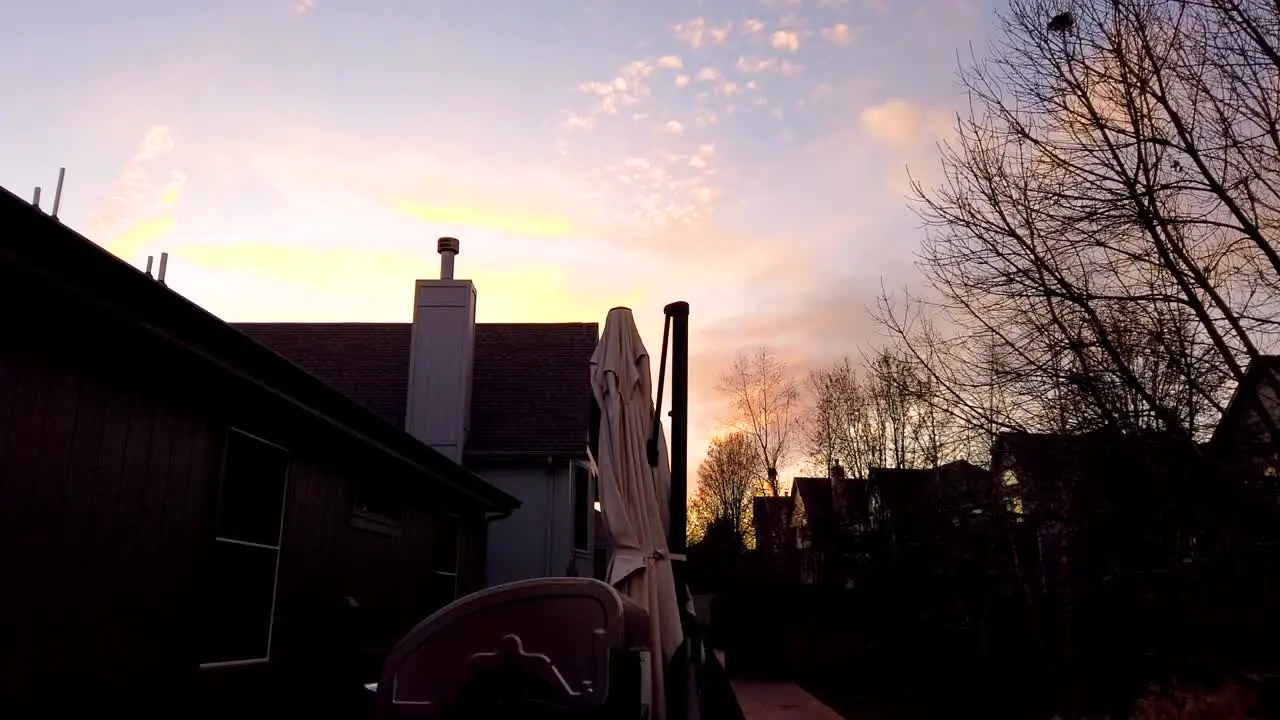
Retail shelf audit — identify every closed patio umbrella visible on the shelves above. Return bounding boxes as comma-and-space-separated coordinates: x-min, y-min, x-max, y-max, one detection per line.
590, 307, 685, 720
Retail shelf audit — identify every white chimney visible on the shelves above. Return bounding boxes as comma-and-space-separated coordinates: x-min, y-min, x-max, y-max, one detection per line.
405, 237, 476, 463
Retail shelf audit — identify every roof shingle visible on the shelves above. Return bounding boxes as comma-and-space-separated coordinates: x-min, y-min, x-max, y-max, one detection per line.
233, 321, 599, 459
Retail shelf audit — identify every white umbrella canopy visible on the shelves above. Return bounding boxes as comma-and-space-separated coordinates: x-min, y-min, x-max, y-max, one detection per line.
590, 307, 685, 718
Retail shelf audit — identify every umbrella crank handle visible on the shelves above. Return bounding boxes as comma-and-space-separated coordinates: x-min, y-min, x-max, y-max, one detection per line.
645, 411, 673, 468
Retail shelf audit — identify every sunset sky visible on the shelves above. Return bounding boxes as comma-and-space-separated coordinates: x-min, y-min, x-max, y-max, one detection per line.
1, 0, 994, 484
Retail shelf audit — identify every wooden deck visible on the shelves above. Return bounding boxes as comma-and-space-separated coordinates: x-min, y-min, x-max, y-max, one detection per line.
729, 678, 845, 719
714, 652, 844, 719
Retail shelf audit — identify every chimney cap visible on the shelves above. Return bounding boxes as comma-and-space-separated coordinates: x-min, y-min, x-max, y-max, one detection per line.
438, 237, 460, 255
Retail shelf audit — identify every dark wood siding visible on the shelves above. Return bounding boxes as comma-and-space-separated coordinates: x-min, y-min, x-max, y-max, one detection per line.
196, 455, 490, 718
0, 343, 215, 715
0, 337, 489, 719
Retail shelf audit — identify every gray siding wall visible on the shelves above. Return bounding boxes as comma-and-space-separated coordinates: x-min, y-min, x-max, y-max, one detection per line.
483, 463, 595, 585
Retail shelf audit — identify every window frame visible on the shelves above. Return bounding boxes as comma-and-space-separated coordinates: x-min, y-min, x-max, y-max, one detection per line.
433, 512, 462, 605
200, 428, 291, 670
999, 464, 1025, 521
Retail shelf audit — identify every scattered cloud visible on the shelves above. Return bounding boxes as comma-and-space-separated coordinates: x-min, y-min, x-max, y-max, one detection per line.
688, 144, 715, 169
857, 97, 959, 194
860, 98, 955, 151
672, 18, 707, 48
563, 112, 597, 131
664, 120, 685, 135
563, 55, 687, 131
675, 74, 691, 87
779, 60, 804, 76
294, 0, 315, 14
587, 150, 721, 233
820, 23, 854, 45
735, 55, 805, 77
86, 125, 187, 259
771, 31, 801, 52
696, 67, 721, 82
737, 57, 777, 74
742, 19, 767, 34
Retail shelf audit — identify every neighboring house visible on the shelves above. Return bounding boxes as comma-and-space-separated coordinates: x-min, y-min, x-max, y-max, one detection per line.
786, 461, 993, 586
0, 189, 518, 718
236, 238, 602, 586
791, 466, 867, 585
1210, 355, 1280, 479
870, 460, 995, 538
990, 429, 1213, 667
752, 495, 793, 554
867, 461, 999, 593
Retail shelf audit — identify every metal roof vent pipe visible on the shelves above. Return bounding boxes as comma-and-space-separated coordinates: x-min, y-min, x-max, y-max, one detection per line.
438, 237, 460, 280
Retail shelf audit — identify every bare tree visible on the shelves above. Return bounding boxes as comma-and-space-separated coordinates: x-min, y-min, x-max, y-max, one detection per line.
689, 432, 764, 542
805, 357, 858, 473
866, 6, 1280, 704
875, 0, 1280, 442
718, 347, 802, 495
806, 351, 967, 475
805, 356, 886, 477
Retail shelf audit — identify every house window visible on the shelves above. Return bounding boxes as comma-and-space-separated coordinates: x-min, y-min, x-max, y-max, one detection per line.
200, 429, 290, 667
430, 513, 461, 611
1000, 466, 1025, 520
350, 476, 403, 533
573, 463, 592, 552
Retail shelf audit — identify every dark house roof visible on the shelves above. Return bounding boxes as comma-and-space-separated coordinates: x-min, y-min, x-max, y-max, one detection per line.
792, 477, 835, 526
0, 187, 518, 512
792, 475, 875, 529
993, 429, 1207, 520
233, 321, 599, 459
1211, 355, 1280, 450
869, 461, 994, 528
752, 496, 793, 551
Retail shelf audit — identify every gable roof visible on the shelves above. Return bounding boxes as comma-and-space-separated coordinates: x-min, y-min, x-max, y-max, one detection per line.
0, 188, 518, 512
791, 477, 837, 527
1211, 355, 1280, 450
752, 496, 792, 550
233, 321, 599, 459
992, 430, 1206, 519
869, 460, 994, 525
792, 474, 876, 529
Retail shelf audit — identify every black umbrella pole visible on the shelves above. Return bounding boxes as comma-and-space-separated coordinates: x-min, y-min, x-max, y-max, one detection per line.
663, 300, 695, 720
666, 300, 689, 557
